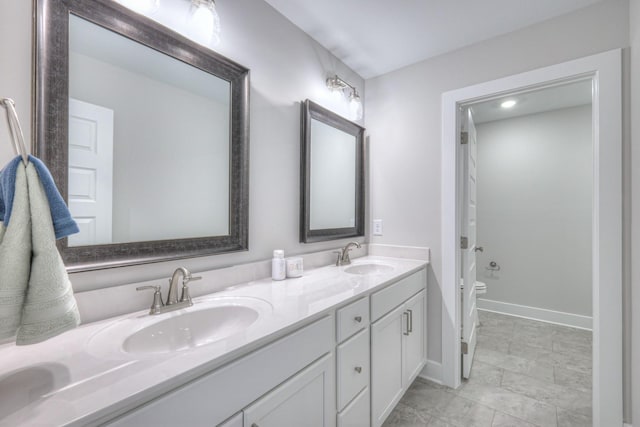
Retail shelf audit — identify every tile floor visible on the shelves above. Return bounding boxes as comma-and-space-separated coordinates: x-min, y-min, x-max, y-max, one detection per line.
383, 310, 592, 427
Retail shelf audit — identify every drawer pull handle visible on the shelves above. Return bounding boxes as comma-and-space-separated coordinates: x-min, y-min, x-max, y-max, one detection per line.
407, 309, 413, 333
354, 366, 362, 373
354, 316, 362, 323
403, 311, 410, 335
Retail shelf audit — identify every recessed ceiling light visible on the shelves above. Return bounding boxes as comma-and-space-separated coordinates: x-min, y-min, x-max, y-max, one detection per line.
501, 100, 517, 109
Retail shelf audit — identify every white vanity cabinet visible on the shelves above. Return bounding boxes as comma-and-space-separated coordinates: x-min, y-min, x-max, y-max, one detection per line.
102, 265, 427, 427
370, 270, 427, 427
105, 316, 335, 427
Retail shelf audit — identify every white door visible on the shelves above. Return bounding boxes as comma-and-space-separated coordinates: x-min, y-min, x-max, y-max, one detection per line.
68, 98, 114, 246
461, 107, 478, 379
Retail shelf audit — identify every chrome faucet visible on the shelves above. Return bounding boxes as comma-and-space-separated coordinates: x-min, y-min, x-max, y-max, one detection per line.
167, 267, 201, 306
137, 267, 202, 315
334, 241, 362, 266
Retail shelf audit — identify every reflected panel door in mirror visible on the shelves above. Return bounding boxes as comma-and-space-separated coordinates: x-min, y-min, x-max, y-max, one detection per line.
301, 100, 364, 243
35, 0, 249, 271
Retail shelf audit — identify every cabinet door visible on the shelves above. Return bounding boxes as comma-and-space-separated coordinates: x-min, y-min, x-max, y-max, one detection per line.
402, 290, 426, 386
219, 412, 243, 427
243, 354, 334, 427
370, 304, 405, 427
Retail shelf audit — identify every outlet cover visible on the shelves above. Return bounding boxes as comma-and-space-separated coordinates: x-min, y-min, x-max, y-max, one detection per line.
373, 219, 383, 236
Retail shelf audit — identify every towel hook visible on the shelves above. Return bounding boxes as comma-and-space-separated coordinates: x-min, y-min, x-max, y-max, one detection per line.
1, 97, 29, 165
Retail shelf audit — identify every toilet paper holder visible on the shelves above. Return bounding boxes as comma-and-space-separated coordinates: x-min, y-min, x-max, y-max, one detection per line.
486, 261, 501, 271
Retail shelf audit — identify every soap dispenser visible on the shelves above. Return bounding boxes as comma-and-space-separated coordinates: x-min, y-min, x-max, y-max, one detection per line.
272, 250, 286, 281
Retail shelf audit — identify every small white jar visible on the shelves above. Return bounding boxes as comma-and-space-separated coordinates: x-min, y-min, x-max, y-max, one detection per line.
272, 250, 286, 281
286, 257, 303, 278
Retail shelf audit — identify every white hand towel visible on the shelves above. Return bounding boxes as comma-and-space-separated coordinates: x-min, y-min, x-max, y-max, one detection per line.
15, 164, 80, 344
0, 165, 31, 340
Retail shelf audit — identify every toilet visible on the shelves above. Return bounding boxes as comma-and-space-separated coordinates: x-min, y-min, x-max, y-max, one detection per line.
476, 281, 487, 295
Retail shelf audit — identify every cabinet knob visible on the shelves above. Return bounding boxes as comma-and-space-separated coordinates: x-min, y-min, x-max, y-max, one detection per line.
252, 424, 259, 427
354, 316, 362, 323
354, 366, 362, 373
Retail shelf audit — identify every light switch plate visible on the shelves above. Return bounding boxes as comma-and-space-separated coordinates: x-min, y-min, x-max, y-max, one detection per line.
373, 219, 383, 236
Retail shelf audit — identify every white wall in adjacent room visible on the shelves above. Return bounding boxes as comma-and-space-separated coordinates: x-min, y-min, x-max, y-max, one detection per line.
475, 105, 592, 320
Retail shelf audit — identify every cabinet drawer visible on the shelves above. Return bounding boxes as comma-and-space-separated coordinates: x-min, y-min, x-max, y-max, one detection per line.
337, 328, 369, 411
337, 387, 370, 427
336, 296, 369, 342
371, 269, 425, 322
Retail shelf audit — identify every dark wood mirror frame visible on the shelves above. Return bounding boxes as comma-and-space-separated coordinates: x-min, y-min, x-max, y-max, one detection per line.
35, 0, 250, 272
300, 99, 365, 243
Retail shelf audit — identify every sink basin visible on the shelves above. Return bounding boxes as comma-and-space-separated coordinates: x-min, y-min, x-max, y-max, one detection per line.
123, 305, 259, 354
344, 263, 394, 275
87, 296, 272, 358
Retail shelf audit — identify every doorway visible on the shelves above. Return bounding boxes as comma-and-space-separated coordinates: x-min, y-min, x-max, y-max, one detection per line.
469, 81, 593, 329
441, 49, 622, 426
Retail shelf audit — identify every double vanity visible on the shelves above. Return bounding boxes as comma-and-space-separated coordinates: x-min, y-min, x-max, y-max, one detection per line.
9, 3, 428, 425
0, 255, 427, 426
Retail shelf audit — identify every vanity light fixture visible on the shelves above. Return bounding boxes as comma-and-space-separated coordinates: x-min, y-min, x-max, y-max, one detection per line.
187, 0, 221, 46
500, 99, 517, 109
327, 75, 363, 120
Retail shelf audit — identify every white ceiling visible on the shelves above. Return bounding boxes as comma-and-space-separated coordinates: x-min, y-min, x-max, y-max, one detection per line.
470, 79, 592, 124
263, 0, 604, 79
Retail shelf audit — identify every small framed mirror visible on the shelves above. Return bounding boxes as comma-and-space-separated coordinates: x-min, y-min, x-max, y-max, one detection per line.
300, 99, 364, 243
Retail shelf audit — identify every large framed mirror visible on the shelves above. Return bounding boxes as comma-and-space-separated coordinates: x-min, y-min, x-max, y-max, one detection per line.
300, 100, 364, 243
35, 0, 250, 271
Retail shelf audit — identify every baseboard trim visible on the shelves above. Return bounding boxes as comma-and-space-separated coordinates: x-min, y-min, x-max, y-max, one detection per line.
477, 298, 592, 330
418, 359, 443, 384
368, 244, 431, 262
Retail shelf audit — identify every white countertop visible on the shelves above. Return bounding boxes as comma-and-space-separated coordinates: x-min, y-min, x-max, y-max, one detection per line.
0, 256, 426, 426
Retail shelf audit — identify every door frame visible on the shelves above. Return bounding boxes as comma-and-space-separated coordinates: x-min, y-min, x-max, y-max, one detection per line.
441, 49, 622, 425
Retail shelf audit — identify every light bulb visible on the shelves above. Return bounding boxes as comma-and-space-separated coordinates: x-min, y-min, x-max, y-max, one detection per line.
187, 0, 221, 47
349, 92, 363, 121
330, 88, 344, 103
118, 0, 159, 15
501, 99, 517, 109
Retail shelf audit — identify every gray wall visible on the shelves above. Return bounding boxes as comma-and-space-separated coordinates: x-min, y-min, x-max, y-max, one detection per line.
0, 0, 365, 291
364, 0, 633, 420
0, 1, 31, 167
630, 1, 640, 425
476, 106, 592, 319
